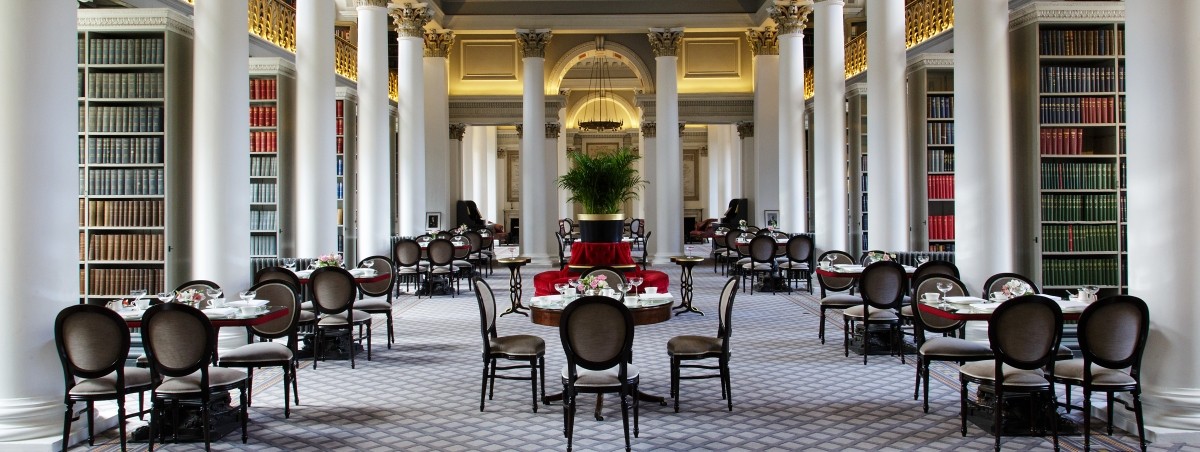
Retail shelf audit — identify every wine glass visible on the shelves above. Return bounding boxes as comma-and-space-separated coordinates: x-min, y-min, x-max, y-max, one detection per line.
935, 281, 953, 308
283, 258, 297, 271
129, 288, 146, 305
1081, 285, 1100, 303
239, 289, 256, 302
156, 291, 173, 305
205, 287, 222, 308
628, 276, 644, 294
821, 255, 834, 269
362, 259, 375, 270
616, 281, 631, 302
554, 282, 567, 298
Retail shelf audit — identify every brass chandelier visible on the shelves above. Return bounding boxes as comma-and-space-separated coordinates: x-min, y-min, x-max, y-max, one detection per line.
578, 37, 623, 132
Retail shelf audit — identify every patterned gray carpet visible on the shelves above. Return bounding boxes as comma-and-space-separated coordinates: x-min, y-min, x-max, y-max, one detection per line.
79, 262, 1191, 451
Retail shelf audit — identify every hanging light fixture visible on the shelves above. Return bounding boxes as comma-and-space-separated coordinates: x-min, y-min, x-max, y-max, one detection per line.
578, 36, 623, 132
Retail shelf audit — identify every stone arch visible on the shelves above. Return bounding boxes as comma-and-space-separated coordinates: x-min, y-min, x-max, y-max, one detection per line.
548, 40, 653, 95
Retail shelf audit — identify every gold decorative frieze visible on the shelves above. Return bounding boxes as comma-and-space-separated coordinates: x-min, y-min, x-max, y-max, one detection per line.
746, 27, 779, 56
906, 0, 954, 49
391, 3, 433, 39
249, 0, 296, 52
424, 30, 455, 58
648, 28, 684, 57
515, 29, 552, 58
803, 68, 814, 100
334, 35, 357, 81
844, 32, 867, 78
770, 1, 813, 36
389, 70, 398, 101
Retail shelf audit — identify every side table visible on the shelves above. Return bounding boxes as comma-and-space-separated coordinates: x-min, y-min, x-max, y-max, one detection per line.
497, 257, 532, 316
669, 256, 705, 316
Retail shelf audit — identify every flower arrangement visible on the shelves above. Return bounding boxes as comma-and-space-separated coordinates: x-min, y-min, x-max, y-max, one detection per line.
1003, 279, 1032, 297
316, 253, 344, 268
580, 274, 609, 291
176, 289, 204, 305
455, 224, 469, 234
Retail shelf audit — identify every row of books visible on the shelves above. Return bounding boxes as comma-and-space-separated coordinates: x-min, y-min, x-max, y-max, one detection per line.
1040, 97, 1118, 124
80, 137, 163, 164
336, 157, 344, 177
82, 106, 164, 133
83, 168, 165, 196
928, 243, 955, 252
337, 181, 344, 199
250, 131, 279, 152
251, 235, 278, 256
336, 99, 346, 117
250, 210, 277, 230
928, 215, 955, 240
1041, 224, 1120, 252
926, 123, 954, 145
80, 199, 164, 228
249, 78, 278, 100
1039, 28, 1124, 57
1040, 65, 1122, 93
251, 182, 277, 203
250, 105, 278, 127
927, 149, 955, 173
1039, 128, 1100, 155
926, 95, 953, 119
250, 155, 278, 177
83, 37, 165, 65
336, 117, 345, 135
336, 136, 345, 155
1041, 257, 1120, 287
1040, 162, 1117, 190
1040, 194, 1120, 222
86, 232, 164, 261
927, 175, 955, 199
82, 268, 165, 297
85, 72, 164, 99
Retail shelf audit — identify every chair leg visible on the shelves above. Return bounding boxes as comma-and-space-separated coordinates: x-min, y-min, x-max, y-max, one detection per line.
1083, 387, 1092, 451
670, 355, 680, 413
349, 327, 357, 369
1049, 382, 1059, 451
246, 368, 255, 407
959, 377, 969, 436
914, 356, 922, 401
86, 400, 94, 445
488, 358, 498, 400
530, 357, 539, 413
1106, 392, 1115, 435
895, 325, 905, 365
202, 394, 212, 452
633, 383, 641, 437
994, 385, 1004, 452
148, 396, 157, 452
539, 356, 547, 404
386, 311, 394, 349
240, 386, 249, 444
116, 397, 128, 451
366, 323, 373, 361
862, 321, 870, 365
292, 360, 300, 405
283, 364, 291, 419
61, 401, 73, 452
312, 329, 321, 370
1133, 389, 1147, 451
843, 317, 851, 357
819, 308, 827, 344
722, 357, 733, 411
923, 360, 932, 413
479, 359, 490, 412
620, 388, 631, 452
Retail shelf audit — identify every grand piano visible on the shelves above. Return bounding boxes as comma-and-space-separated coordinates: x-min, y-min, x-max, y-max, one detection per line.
720, 198, 748, 228
455, 200, 487, 230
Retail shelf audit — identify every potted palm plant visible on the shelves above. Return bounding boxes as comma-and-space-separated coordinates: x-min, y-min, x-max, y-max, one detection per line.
556, 147, 647, 242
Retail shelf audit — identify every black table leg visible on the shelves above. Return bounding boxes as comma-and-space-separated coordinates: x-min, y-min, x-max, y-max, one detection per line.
671, 259, 704, 316
498, 259, 530, 316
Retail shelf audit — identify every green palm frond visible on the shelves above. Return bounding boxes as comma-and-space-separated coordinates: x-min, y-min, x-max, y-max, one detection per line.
555, 148, 648, 214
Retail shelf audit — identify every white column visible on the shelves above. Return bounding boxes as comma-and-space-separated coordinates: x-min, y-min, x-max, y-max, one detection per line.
484, 127, 499, 222
772, 3, 810, 232
725, 124, 742, 202
294, 0, 336, 256
640, 124, 658, 225
517, 29, 552, 263
650, 28, 685, 262
953, 0, 1014, 290
707, 128, 724, 218
0, 2, 77, 443
356, 0, 391, 256
737, 121, 756, 206
424, 31, 453, 227
449, 123, 466, 216
391, 5, 431, 237
545, 123, 563, 221
866, 0, 908, 251
814, 0, 847, 251
1127, 0, 1200, 438
193, 0, 251, 292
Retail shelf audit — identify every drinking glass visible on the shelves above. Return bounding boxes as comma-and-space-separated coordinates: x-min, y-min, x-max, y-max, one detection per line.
239, 290, 256, 302
1081, 285, 1100, 303
628, 276, 644, 294
130, 289, 147, 305
935, 281, 953, 309
283, 258, 297, 271
567, 277, 580, 293
821, 255, 834, 269
156, 291, 173, 305
554, 282, 567, 297
205, 288, 223, 308
363, 260, 375, 270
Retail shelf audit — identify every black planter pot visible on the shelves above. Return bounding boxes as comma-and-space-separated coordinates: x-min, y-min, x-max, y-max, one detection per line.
577, 214, 625, 243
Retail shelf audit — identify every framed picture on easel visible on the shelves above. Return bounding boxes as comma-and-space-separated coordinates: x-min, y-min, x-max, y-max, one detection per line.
426, 212, 442, 230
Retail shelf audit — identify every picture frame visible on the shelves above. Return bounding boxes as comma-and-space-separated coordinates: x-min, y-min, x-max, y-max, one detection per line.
682, 149, 699, 201
764, 210, 780, 228
426, 212, 442, 230
585, 142, 620, 156
506, 151, 521, 202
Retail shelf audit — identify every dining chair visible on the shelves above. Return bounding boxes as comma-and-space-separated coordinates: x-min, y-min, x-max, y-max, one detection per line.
580, 266, 626, 291
740, 235, 778, 294
717, 230, 740, 276
253, 266, 300, 289
909, 275, 992, 413
667, 277, 738, 413
464, 230, 489, 273
816, 250, 860, 344
55, 304, 152, 451
356, 255, 397, 348
173, 280, 221, 309
555, 231, 570, 270
958, 295, 1062, 451
141, 302, 249, 450
711, 227, 730, 273
216, 280, 302, 418
392, 239, 425, 295
900, 260, 960, 337
254, 266, 314, 332
451, 234, 475, 289
1048, 295, 1149, 451
728, 231, 756, 279
638, 230, 653, 268
779, 235, 813, 294
424, 238, 458, 298
982, 272, 1040, 299
843, 261, 907, 365
559, 296, 639, 452
473, 277, 546, 413
310, 266, 372, 369
477, 228, 496, 276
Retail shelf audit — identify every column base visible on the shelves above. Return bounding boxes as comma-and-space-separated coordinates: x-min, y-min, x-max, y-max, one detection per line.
0, 395, 89, 450
1097, 389, 1200, 444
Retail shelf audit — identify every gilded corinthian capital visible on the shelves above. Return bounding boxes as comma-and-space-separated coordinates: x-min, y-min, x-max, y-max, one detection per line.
770, 0, 813, 35
354, 0, 389, 8
390, 3, 432, 39
424, 30, 454, 57
746, 27, 779, 56
647, 28, 684, 57
515, 29, 552, 58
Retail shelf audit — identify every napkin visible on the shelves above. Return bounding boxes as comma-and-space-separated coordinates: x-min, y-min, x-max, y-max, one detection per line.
1056, 299, 1089, 313
833, 264, 865, 271
295, 269, 314, 278
972, 302, 1003, 311
203, 308, 237, 318
639, 292, 672, 300
350, 268, 377, 277
944, 296, 987, 304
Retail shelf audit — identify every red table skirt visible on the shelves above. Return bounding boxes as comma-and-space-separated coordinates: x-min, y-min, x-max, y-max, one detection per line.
533, 268, 670, 296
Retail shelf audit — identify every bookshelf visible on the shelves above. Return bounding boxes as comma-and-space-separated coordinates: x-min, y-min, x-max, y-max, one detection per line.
335, 87, 358, 265
906, 54, 956, 252
77, 9, 192, 303
846, 83, 868, 254
248, 58, 295, 259
1011, 2, 1126, 297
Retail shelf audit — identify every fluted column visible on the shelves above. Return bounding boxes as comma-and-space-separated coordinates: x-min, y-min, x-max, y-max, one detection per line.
424, 30, 453, 228
747, 27, 779, 230
773, 2, 810, 233
954, 0, 1014, 290
814, 0, 847, 251
0, 1, 77, 443
707, 129, 725, 218
737, 121, 756, 208
356, 0, 391, 256
517, 29, 552, 263
866, 0, 908, 251
649, 28, 684, 263
392, 5, 432, 237
449, 123, 466, 214
640, 123, 658, 227
294, 0, 336, 256
545, 122, 563, 223
1127, 0, 1200, 437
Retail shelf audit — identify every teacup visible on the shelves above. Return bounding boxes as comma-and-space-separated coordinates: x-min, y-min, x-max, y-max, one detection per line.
237, 306, 257, 316
209, 298, 227, 309
990, 292, 1009, 301
645, 287, 658, 294
922, 293, 939, 302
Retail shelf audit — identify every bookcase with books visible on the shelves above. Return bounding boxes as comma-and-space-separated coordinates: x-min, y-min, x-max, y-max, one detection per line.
1010, 1, 1126, 296
248, 58, 295, 259
76, 9, 192, 303
846, 83, 868, 254
335, 87, 358, 264
906, 54, 956, 252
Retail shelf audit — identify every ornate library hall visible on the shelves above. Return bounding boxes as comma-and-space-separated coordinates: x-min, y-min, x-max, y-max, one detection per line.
5, 0, 1198, 450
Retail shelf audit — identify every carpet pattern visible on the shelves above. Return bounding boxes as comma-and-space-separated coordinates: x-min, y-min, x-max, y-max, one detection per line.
78, 261, 1187, 451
